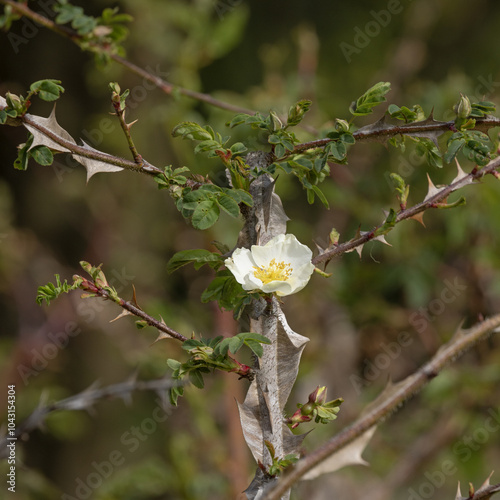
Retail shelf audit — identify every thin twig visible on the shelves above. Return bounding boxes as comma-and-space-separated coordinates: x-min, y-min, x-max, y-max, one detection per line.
0, 0, 257, 116
111, 95, 143, 164
263, 314, 500, 499
78, 278, 254, 380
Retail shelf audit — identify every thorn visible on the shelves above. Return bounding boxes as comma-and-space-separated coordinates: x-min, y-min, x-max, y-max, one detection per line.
424, 173, 440, 202
110, 309, 133, 323
132, 285, 141, 309
477, 471, 495, 491
373, 234, 392, 246
151, 330, 173, 345
409, 211, 426, 227
127, 119, 139, 128
313, 240, 326, 253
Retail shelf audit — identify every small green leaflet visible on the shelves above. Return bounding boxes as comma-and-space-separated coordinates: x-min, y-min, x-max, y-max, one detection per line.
167, 249, 223, 273
350, 82, 391, 116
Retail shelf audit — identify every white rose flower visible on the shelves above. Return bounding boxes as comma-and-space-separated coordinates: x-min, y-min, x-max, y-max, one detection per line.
225, 234, 315, 297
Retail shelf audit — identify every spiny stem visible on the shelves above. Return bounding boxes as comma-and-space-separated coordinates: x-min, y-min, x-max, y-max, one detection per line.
79, 279, 254, 379
111, 98, 142, 165
292, 116, 500, 154
312, 155, 500, 266
264, 314, 500, 499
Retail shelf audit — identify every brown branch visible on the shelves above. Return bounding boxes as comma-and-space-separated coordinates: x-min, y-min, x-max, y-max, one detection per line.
79, 279, 254, 380
312, 155, 500, 266
0, 0, 257, 116
263, 314, 500, 499
292, 116, 500, 154
0, 374, 179, 458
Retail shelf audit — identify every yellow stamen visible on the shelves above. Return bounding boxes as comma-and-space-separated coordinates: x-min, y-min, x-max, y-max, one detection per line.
253, 259, 293, 284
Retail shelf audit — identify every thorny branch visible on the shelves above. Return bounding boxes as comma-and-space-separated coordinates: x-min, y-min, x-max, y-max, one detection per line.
263, 313, 500, 499
0, 374, 179, 459
77, 277, 254, 379
312, 155, 500, 266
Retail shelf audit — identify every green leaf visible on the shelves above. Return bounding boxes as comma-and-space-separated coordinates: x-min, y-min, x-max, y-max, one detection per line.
172, 121, 213, 141
311, 185, 329, 208
226, 188, 253, 206
191, 200, 220, 229
167, 249, 223, 273
30, 79, 65, 102
217, 194, 240, 218
444, 137, 465, 163
228, 336, 245, 354
244, 339, 264, 357
286, 99, 312, 127
349, 82, 391, 116
329, 141, 347, 162
470, 100, 496, 117
14, 137, 32, 171
194, 140, 221, 154
189, 370, 205, 389
167, 358, 182, 370
30, 145, 54, 166
229, 142, 247, 155
169, 386, 184, 406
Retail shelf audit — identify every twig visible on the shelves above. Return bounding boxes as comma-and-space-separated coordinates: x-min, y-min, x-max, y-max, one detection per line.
312, 156, 500, 266
0, 0, 257, 116
77, 277, 254, 380
263, 313, 500, 499
292, 116, 500, 154
111, 91, 143, 164
0, 374, 179, 458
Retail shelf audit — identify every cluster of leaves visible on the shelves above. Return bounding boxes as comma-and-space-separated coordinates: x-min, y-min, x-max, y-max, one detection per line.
228, 100, 312, 159
12, 84, 71, 170
171, 120, 250, 191
389, 94, 497, 169
36, 274, 83, 306
36, 261, 119, 306
0, 79, 64, 125
263, 441, 299, 477
156, 167, 253, 229
287, 386, 343, 429
168, 333, 270, 405
53, 1, 132, 58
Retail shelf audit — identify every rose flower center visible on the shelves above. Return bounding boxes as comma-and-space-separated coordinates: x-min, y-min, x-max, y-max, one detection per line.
253, 258, 293, 284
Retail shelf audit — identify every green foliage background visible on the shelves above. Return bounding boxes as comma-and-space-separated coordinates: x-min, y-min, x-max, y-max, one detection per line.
1, 1, 500, 499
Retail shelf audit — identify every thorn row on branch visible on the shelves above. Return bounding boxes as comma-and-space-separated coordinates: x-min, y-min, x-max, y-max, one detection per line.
263, 313, 500, 499
0, 374, 179, 459
292, 116, 500, 154
79, 279, 254, 380
312, 155, 500, 266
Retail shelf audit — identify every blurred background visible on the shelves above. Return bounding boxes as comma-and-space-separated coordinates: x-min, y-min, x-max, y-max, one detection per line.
1, 0, 500, 498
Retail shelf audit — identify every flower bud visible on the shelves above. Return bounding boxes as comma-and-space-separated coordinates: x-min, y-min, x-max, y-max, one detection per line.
454, 94, 472, 119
